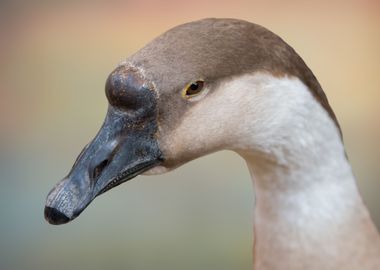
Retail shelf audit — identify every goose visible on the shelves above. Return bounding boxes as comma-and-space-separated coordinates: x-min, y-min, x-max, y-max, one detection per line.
44, 18, 380, 269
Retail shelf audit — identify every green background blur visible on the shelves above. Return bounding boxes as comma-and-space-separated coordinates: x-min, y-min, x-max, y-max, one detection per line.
0, 1, 379, 269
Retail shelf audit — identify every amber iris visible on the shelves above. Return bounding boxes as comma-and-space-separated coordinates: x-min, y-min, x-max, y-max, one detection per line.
185, 80, 204, 97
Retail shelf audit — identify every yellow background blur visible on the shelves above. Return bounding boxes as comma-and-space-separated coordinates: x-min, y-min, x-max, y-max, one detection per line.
0, 1, 379, 269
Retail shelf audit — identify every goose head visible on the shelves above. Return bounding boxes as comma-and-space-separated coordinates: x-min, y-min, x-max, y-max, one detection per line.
45, 18, 337, 224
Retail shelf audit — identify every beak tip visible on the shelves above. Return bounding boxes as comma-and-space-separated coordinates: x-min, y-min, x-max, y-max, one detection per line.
44, 206, 71, 225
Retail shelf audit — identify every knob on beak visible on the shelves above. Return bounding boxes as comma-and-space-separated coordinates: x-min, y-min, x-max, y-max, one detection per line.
44, 66, 163, 224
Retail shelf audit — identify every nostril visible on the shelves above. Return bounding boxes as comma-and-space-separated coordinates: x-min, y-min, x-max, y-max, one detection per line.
92, 159, 109, 180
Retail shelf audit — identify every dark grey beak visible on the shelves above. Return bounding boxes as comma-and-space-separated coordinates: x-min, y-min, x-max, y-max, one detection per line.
44, 66, 163, 225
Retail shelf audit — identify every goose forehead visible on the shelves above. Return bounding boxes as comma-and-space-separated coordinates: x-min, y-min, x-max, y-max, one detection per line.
117, 18, 338, 131
125, 19, 273, 91
116, 61, 186, 122
125, 19, 302, 92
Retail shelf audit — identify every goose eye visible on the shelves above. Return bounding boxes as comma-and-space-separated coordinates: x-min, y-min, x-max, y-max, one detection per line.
183, 80, 204, 98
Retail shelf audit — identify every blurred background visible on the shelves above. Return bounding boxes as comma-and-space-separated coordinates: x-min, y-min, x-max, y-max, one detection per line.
0, 0, 379, 269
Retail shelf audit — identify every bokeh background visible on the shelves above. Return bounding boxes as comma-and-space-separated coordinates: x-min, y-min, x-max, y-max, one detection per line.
0, 1, 379, 269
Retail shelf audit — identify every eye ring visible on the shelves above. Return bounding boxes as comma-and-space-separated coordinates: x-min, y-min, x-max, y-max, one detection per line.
182, 80, 205, 98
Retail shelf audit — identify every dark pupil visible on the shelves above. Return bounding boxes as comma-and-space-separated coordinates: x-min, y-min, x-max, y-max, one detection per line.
190, 83, 199, 91
186, 80, 204, 96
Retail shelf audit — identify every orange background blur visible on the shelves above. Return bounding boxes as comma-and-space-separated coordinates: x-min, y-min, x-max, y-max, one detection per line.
0, 1, 379, 270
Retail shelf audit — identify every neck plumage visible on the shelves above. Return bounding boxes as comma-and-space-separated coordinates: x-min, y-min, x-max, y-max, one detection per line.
227, 73, 380, 270
244, 152, 380, 270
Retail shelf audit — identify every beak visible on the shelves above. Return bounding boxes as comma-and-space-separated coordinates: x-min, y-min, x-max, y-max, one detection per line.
44, 67, 163, 225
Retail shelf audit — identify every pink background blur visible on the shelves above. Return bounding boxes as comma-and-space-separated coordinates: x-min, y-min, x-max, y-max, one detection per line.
0, 1, 379, 269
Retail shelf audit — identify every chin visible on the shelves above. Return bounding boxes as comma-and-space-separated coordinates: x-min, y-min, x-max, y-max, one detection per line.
142, 165, 173, 175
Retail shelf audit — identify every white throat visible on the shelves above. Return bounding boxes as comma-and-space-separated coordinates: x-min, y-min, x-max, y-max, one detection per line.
150, 72, 380, 269
218, 73, 380, 269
